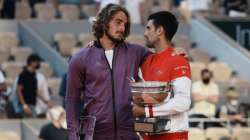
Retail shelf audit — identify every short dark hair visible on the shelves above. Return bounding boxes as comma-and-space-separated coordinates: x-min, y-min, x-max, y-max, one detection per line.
148, 11, 178, 41
92, 4, 130, 39
27, 54, 41, 65
201, 68, 212, 77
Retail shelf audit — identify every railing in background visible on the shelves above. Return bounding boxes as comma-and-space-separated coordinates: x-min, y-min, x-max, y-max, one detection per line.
191, 14, 250, 83
19, 21, 68, 76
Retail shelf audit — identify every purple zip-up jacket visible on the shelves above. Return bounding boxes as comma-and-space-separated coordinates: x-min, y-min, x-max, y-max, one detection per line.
66, 41, 150, 140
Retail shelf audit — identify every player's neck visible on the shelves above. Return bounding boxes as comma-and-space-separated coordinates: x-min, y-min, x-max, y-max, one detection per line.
155, 39, 172, 54
99, 35, 115, 50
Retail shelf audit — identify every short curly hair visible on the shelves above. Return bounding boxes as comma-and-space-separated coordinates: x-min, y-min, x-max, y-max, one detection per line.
92, 4, 131, 39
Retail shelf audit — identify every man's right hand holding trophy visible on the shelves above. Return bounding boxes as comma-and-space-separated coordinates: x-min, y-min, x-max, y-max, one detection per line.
130, 81, 172, 134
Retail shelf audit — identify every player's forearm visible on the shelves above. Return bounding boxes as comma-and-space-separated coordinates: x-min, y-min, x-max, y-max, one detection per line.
207, 95, 218, 104
66, 55, 85, 139
66, 97, 81, 140
66, 83, 82, 139
192, 93, 205, 102
17, 85, 26, 106
146, 77, 192, 117
152, 94, 191, 116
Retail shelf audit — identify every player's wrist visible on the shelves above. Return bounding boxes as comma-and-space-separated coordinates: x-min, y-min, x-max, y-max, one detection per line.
23, 104, 28, 109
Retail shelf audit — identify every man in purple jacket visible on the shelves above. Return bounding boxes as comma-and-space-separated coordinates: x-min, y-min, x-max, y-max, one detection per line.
66, 4, 149, 140
66, 4, 185, 140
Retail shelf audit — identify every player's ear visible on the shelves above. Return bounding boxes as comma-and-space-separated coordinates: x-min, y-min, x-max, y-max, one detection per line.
156, 26, 164, 36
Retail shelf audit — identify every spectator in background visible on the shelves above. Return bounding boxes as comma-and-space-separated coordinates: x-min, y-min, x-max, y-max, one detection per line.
1, 0, 15, 19
8, 71, 52, 118
123, 0, 144, 24
94, 0, 120, 9
28, 0, 46, 9
36, 72, 51, 118
0, 70, 7, 118
28, 0, 46, 17
39, 106, 68, 140
16, 54, 52, 118
223, 0, 247, 17
191, 68, 219, 118
219, 87, 245, 126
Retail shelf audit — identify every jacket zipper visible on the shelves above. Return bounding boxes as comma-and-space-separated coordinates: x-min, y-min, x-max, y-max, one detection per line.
103, 49, 118, 138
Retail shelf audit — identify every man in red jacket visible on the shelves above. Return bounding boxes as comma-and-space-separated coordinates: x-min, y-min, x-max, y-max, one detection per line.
133, 11, 192, 140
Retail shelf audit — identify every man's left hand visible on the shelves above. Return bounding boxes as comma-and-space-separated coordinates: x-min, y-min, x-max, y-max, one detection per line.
132, 104, 145, 117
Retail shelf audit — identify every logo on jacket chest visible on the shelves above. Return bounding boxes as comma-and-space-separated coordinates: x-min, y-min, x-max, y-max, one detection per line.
154, 69, 163, 76
152, 67, 169, 80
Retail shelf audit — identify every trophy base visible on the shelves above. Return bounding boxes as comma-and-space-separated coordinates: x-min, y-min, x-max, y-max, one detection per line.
134, 117, 170, 133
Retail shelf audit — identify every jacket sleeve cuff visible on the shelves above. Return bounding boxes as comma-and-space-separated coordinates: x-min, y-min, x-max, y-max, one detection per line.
145, 106, 150, 117
145, 106, 154, 118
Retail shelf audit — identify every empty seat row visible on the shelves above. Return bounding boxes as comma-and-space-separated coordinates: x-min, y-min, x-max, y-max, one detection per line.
0, 32, 19, 52
54, 32, 94, 56
15, 2, 98, 21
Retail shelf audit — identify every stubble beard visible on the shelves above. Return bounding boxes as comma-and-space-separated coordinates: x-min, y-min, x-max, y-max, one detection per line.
145, 38, 158, 48
105, 30, 125, 44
